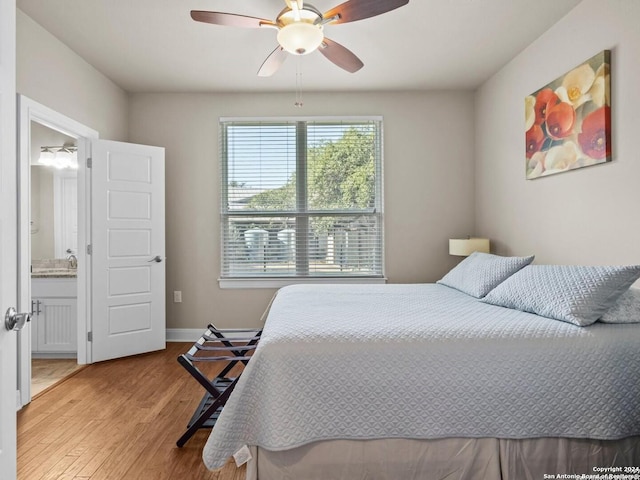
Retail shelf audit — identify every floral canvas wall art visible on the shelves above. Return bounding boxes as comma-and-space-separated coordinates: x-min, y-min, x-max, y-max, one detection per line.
525, 50, 611, 179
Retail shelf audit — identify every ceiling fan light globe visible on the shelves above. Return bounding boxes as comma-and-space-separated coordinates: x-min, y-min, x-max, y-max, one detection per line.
277, 22, 323, 55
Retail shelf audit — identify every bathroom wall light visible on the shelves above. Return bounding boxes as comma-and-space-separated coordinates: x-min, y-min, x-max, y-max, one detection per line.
38, 145, 78, 170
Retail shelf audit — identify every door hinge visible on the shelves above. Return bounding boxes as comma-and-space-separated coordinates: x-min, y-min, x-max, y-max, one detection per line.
87, 331, 93, 342
87, 157, 92, 168
87, 244, 92, 255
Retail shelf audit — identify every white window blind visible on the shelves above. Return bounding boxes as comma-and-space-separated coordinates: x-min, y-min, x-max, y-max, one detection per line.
220, 118, 384, 280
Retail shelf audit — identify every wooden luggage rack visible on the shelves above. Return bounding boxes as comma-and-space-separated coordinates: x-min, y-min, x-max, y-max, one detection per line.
176, 324, 262, 447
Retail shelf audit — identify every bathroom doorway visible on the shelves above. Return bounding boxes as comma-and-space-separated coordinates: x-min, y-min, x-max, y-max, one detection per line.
17, 95, 98, 407
17, 95, 167, 407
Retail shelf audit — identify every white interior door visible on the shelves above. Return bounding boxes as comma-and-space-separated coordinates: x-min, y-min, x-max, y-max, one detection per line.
0, 0, 17, 475
91, 139, 166, 362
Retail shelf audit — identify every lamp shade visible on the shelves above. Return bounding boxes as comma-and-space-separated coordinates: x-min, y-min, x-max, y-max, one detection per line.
54, 149, 73, 169
38, 148, 55, 166
449, 238, 490, 256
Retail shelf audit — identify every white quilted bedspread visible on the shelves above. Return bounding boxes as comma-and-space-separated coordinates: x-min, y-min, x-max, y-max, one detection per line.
203, 284, 640, 469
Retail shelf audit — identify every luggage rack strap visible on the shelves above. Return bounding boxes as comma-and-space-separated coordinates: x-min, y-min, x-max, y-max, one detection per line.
193, 343, 258, 353
184, 353, 254, 363
201, 334, 261, 343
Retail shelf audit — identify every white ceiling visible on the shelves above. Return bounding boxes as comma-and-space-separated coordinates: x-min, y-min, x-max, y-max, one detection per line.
17, 0, 582, 93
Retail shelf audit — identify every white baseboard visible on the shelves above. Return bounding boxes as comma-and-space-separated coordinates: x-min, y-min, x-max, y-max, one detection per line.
166, 328, 203, 342
166, 328, 260, 342
32, 352, 77, 359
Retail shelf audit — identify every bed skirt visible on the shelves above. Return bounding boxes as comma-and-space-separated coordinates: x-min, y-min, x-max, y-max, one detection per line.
245, 437, 640, 480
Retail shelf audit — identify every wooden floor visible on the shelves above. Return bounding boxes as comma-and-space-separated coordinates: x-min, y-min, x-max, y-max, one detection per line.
18, 343, 245, 480
31, 359, 85, 398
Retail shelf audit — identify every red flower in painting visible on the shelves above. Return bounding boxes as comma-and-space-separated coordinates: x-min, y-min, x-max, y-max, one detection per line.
578, 106, 611, 159
534, 89, 559, 125
545, 102, 576, 140
526, 125, 545, 158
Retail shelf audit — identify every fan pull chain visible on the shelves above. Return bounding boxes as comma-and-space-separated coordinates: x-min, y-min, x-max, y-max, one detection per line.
294, 59, 304, 108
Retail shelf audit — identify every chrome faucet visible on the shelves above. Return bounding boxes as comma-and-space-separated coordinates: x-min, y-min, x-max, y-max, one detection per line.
66, 249, 78, 269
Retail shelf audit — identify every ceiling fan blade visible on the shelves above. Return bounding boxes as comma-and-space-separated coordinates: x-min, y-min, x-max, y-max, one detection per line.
257, 46, 288, 77
323, 0, 409, 24
318, 37, 363, 73
191, 11, 275, 28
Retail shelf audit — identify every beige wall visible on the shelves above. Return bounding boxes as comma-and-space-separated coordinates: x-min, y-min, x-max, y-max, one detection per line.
129, 91, 476, 329
16, 9, 129, 141
475, 0, 640, 266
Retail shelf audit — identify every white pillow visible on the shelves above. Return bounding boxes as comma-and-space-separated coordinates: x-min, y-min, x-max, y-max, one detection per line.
482, 265, 640, 326
600, 287, 640, 324
436, 252, 534, 298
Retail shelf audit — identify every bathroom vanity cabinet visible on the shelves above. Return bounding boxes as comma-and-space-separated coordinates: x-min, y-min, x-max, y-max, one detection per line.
31, 277, 77, 356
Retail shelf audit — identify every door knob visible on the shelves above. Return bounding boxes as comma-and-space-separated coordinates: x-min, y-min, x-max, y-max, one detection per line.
5, 307, 31, 332
148, 255, 163, 263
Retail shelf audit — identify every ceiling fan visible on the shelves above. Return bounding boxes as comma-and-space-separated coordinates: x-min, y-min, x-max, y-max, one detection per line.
191, 0, 409, 77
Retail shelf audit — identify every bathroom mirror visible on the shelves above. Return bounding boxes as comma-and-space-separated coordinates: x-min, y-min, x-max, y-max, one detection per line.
30, 121, 78, 261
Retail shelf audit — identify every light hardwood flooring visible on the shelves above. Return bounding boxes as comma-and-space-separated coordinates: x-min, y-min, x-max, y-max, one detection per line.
31, 359, 85, 398
18, 343, 245, 480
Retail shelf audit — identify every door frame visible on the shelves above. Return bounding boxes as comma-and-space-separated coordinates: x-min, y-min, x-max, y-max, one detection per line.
17, 95, 98, 407
0, 0, 17, 473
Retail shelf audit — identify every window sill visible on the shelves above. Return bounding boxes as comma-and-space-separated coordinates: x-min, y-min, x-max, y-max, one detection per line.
218, 277, 387, 289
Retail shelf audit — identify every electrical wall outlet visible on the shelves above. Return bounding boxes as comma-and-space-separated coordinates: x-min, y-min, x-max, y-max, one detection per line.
173, 291, 182, 303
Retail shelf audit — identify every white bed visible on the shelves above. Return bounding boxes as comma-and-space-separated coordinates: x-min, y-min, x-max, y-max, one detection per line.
203, 283, 640, 479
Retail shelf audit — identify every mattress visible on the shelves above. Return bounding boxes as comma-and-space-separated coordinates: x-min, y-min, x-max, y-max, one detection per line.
203, 283, 640, 469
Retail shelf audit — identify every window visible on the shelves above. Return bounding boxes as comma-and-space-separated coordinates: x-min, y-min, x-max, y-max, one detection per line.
220, 117, 384, 285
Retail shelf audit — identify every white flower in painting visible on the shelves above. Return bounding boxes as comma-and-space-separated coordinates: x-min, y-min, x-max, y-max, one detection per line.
588, 63, 610, 108
555, 63, 596, 109
570, 155, 601, 169
527, 151, 546, 179
525, 95, 536, 131
542, 141, 582, 175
